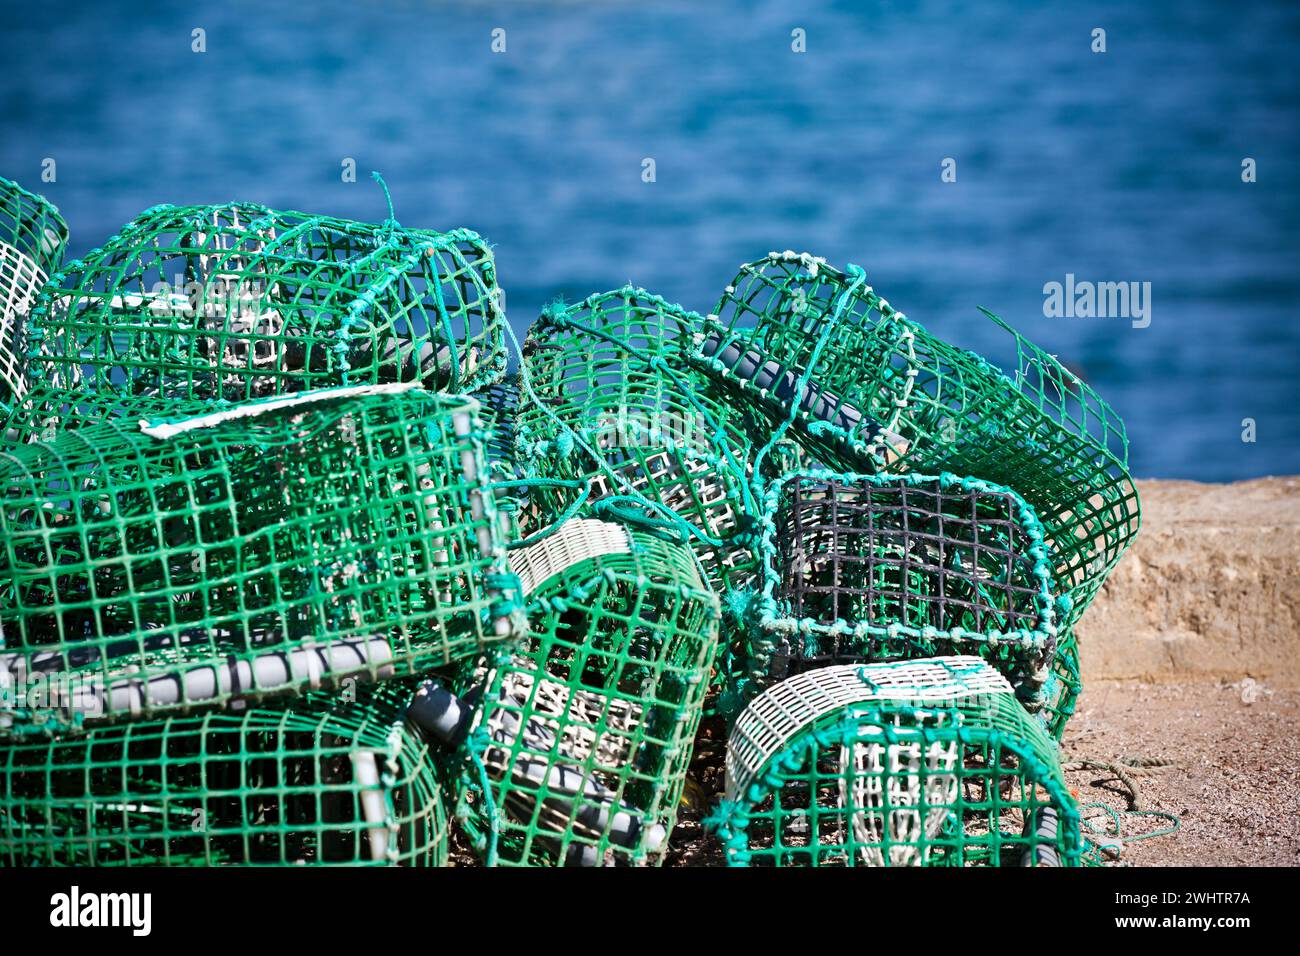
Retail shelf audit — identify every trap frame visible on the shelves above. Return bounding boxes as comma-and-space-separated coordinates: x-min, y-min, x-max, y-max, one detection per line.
444, 518, 721, 866
24, 201, 507, 405
1, 176, 68, 404
744, 470, 1060, 711
690, 252, 1140, 733
712, 657, 1082, 867
516, 286, 765, 593
0, 384, 521, 736
0, 680, 449, 866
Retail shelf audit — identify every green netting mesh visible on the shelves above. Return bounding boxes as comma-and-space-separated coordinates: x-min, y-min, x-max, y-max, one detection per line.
690, 252, 1140, 734
745, 470, 1060, 712
0, 385, 188, 448
1, 177, 68, 404
0, 384, 521, 736
0, 679, 449, 866
23, 201, 506, 405
448, 518, 720, 866
515, 286, 766, 593
711, 658, 1082, 866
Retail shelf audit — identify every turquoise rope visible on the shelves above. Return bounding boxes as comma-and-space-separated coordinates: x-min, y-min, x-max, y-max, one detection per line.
501, 312, 727, 549
1081, 802, 1182, 852
541, 294, 760, 518
468, 743, 502, 867
751, 264, 868, 482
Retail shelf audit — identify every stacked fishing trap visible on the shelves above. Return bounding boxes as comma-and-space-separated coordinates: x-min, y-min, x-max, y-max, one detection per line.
1, 177, 1140, 867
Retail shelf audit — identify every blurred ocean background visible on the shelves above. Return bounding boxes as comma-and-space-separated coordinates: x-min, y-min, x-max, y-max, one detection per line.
1, 0, 1296, 481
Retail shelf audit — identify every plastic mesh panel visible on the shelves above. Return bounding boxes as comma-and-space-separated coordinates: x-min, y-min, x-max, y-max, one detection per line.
1, 176, 68, 404
747, 472, 1058, 710
25, 202, 506, 403
454, 519, 721, 866
0, 384, 519, 735
0, 680, 449, 866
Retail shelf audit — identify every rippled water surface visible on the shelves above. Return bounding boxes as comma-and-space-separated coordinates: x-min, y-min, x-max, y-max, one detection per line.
3, 0, 1297, 479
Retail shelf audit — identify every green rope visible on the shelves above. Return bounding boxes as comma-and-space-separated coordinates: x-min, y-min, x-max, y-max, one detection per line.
502, 306, 734, 545
589, 495, 723, 547
468, 742, 502, 867
1081, 803, 1182, 853
371, 170, 398, 228
1065, 755, 1183, 859
751, 263, 867, 482
545, 302, 760, 519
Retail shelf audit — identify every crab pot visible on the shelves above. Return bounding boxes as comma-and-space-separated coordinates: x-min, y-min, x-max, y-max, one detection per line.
690, 253, 1140, 734
748, 471, 1059, 711
0, 385, 520, 736
23, 201, 507, 405
517, 287, 766, 593
1, 176, 68, 404
0, 681, 449, 866
451, 518, 720, 866
713, 658, 1082, 867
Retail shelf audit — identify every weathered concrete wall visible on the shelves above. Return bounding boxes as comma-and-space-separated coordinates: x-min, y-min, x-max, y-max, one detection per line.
1077, 477, 1300, 684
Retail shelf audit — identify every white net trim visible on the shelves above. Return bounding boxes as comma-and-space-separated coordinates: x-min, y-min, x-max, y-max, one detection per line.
508, 518, 632, 597
725, 655, 1012, 801
839, 709, 960, 866
0, 238, 47, 400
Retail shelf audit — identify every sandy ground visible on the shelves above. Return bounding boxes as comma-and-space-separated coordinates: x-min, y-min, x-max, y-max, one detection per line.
665, 677, 1300, 866
1058, 678, 1299, 866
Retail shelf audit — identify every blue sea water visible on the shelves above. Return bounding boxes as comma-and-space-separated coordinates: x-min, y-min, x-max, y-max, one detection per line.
2, 0, 1297, 481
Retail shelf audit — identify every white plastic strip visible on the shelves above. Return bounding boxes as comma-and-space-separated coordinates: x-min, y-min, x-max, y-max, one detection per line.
138, 382, 418, 438
725, 656, 1013, 801
507, 518, 632, 597
350, 752, 390, 862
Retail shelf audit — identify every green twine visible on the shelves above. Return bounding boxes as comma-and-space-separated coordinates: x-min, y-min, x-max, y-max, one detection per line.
503, 308, 730, 545
1081, 802, 1182, 857
371, 170, 398, 229
751, 263, 868, 483
589, 495, 723, 547
467, 742, 502, 867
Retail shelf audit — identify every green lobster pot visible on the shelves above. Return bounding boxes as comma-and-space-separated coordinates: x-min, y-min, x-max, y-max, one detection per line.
0, 681, 450, 866
0, 384, 521, 736
745, 470, 1061, 712
517, 286, 767, 593
24, 200, 507, 406
690, 252, 1140, 734
712, 657, 1083, 867
442, 518, 721, 866
0, 176, 68, 404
